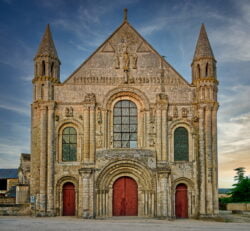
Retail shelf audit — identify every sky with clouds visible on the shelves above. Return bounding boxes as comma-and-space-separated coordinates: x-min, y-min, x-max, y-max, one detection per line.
0, 0, 249, 188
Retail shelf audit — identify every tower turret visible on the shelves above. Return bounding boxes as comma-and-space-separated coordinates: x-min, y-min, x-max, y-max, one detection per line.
32, 24, 60, 101
192, 24, 218, 103
192, 24, 219, 216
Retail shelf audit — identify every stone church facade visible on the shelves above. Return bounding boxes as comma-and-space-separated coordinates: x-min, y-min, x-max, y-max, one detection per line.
30, 11, 219, 218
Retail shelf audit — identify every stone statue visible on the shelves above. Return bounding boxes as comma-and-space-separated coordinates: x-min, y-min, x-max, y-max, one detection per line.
132, 54, 137, 69
115, 55, 120, 69
123, 49, 130, 71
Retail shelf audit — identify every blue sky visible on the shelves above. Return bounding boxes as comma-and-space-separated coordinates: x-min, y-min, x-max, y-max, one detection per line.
0, 0, 249, 188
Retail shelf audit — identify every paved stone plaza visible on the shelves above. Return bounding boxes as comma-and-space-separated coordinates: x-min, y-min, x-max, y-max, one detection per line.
0, 215, 250, 231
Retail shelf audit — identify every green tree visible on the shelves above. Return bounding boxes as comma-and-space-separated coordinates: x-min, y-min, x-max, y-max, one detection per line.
234, 167, 246, 183
230, 167, 250, 202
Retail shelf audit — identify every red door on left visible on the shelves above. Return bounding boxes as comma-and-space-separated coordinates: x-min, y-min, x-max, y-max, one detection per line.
63, 182, 75, 216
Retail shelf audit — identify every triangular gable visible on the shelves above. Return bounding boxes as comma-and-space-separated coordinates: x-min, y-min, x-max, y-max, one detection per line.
64, 21, 190, 86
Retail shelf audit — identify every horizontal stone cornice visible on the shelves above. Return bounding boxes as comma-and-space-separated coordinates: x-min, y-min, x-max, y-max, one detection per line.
32, 76, 60, 84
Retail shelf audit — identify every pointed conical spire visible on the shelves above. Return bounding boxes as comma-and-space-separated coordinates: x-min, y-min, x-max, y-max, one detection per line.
35, 24, 59, 59
193, 24, 214, 60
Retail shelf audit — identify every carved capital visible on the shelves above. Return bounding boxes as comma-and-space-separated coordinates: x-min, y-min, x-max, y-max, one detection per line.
156, 93, 168, 104
83, 93, 96, 104
47, 102, 56, 111
79, 168, 94, 179
205, 104, 213, 111
212, 102, 219, 111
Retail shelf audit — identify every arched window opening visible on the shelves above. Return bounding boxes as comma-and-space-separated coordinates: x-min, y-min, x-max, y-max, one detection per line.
113, 100, 137, 148
197, 64, 200, 78
205, 63, 209, 77
174, 127, 189, 161
51, 62, 54, 77
41, 84, 44, 99
51, 85, 54, 100
42, 61, 46, 76
62, 127, 77, 161
35, 63, 38, 76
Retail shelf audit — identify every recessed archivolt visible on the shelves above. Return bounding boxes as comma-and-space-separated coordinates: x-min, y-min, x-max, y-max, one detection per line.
169, 120, 194, 134
172, 177, 194, 190
56, 175, 79, 191
96, 159, 155, 191
56, 118, 83, 135
103, 87, 150, 110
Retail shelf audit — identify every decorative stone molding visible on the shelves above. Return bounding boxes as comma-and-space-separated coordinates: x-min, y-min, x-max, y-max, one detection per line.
32, 76, 60, 84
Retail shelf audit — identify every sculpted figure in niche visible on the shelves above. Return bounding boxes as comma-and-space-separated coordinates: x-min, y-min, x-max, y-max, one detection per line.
114, 55, 120, 69
173, 106, 178, 118
97, 108, 102, 124
123, 47, 130, 71
182, 108, 188, 118
65, 107, 69, 117
131, 54, 137, 69
65, 107, 73, 117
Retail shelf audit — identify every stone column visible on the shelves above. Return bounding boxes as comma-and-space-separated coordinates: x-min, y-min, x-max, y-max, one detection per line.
83, 105, 90, 162
89, 105, 96, 163
79, 168, 93, 218
157, 168, 170, 217
198, 105, 206, 215
205, 104, 213, 214
212, 103, 219, 214
39, 105, 47, 215
106, 110, 111, 148
167, 173, 172, 217
145, 110, 150, 148
138, 109, 144, 148
161, 176, 168, 217
156, 106, 162, 161
162, 106, 168, 161
47, 102, 55, 215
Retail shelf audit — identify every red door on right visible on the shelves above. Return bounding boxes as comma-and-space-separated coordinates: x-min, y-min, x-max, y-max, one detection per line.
175, 183, 188, 218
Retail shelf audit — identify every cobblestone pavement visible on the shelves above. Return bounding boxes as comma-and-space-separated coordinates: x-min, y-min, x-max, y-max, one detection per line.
0, 215, 250, 231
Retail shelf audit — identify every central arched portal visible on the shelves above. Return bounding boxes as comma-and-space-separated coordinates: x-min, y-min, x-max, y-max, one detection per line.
113, 176, 138, 216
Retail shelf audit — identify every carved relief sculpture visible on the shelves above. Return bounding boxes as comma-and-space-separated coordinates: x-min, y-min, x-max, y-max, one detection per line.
173, 106, 178, 118
182, 108, 188, 118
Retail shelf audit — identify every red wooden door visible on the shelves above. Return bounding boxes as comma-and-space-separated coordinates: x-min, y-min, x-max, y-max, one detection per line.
63, 182, 75, 216
175, 184, 188, 218
113, 177, 138, 216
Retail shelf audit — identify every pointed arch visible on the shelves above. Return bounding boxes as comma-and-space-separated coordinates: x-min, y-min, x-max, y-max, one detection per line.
41, 60, 46, 76
205, 62, 209, 77
51, 62, 54, 77
197, 64, 200, 78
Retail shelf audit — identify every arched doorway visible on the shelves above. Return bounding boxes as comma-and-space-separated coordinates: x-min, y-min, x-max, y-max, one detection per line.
175, 183, 188, 218
113, 176, 138, 216
63, 182, 75, 216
